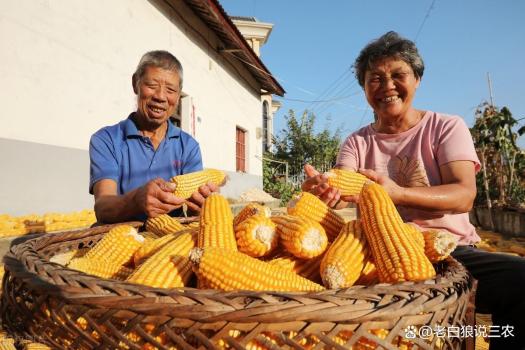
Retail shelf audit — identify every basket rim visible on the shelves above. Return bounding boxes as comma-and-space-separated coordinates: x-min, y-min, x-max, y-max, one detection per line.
2, 222, 473, 324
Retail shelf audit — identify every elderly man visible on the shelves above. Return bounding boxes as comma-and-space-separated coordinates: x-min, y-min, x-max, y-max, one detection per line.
89, 50, 217, 223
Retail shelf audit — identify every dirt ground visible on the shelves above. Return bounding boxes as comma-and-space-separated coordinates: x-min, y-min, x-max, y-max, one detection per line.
473, 228, 525, 350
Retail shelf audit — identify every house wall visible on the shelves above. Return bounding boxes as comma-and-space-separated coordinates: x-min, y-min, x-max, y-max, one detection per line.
0, 0, 267, 215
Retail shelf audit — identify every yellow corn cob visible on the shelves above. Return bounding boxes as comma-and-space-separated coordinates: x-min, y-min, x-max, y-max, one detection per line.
325, 168, 369, 196
67, 257, 133, 279
354, 329, 389, 350
170, 168, 227, 199
403, 223, 425, 247
83, 225, 144, 266
320, 220, 369, 289
235, 215, 277, 257
359, 182, 436, 283
199, 193, 237, 251
0, 339, 16, 350
287, 192, 345, 241
267, 252, 324, 284
145, 214, 185, 236
23, 343, 52, 350
422, 229, 458, 263
133, 231, 181, 266
189, 247, 324, 292
127, 231, 196, 288
355, 259, 379, 285
272, 215, 328, 259
233, 202, 271, 228
216, 329, 243, 349
184, 221, 200, 229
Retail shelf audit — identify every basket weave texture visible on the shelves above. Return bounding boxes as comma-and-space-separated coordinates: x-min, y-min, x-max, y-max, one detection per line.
1, 223, 473, 350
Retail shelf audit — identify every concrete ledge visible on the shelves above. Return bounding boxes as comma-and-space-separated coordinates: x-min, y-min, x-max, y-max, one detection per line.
470, 207, 525, 237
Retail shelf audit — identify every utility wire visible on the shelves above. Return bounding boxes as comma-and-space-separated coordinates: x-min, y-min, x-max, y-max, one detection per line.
305, 68, 352, 111
313, 79, 360, 115
414, 0, 437, 43
278, 91, 361, 103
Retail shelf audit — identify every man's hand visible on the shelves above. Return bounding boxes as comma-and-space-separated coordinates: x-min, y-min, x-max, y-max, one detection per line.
185, 182, 220, 214
134, 178, 186, 218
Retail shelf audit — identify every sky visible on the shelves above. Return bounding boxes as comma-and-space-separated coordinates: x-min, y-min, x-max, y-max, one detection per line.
220, 0, 525, 146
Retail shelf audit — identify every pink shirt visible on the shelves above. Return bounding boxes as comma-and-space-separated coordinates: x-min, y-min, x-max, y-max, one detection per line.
336, 111, 481, 245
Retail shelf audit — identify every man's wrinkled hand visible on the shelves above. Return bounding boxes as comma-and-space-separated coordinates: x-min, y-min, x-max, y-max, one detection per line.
186, 182, 220, 214
135, 178, 185, 218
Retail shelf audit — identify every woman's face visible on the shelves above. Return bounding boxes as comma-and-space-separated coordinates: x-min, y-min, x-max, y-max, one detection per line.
135, 66, 180, 128
363, 57, 420, 121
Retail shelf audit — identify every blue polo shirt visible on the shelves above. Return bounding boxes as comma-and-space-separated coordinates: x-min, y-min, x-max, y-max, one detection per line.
89, 113, 203, 199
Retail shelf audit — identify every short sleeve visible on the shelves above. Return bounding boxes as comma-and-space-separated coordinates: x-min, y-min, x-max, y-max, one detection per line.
180, 135, 203, 174
336, 135, 359, 170
89, 132, 119, 194
436, 117, 481, 172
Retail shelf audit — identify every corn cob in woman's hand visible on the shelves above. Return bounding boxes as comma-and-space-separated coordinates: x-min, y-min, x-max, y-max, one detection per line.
170, 168, 227, 199
324, 168, 369, 196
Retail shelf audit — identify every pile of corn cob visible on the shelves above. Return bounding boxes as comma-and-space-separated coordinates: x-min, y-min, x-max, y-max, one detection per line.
0, 210, 96, 237
41, 169, 460, 349
56, 169, 457, 292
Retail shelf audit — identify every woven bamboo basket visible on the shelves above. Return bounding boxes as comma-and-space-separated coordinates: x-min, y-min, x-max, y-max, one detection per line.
1, 223, 474, 350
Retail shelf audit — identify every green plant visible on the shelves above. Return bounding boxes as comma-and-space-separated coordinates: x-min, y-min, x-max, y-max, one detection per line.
471, 102, 525, 209
262, 160, 298, 206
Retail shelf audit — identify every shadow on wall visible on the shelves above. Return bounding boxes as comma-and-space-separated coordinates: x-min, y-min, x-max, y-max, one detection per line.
0, 138, 93, 216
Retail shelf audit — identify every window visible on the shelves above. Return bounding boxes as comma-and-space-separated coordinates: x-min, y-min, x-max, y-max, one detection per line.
262, 101, 269, 152
236, 127, 246, 172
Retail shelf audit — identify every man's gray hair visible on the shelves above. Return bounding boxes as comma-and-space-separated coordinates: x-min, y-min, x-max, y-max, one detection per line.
133, 50, 183, 89
353, 31, 424, 87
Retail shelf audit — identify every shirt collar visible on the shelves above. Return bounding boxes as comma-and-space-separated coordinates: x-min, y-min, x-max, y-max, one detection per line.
166, 117, 181, 139
124, 113, 181, 139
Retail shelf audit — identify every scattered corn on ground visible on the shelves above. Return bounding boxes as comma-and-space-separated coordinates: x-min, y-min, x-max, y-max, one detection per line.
0, 210, 96, 237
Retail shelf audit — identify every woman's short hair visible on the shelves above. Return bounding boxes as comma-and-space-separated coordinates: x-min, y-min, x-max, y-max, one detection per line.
133, 50, 183, 89
353, 31, 424, 87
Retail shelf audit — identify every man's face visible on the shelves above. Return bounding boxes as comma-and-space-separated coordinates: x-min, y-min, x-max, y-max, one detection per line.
135, 66, 180, 128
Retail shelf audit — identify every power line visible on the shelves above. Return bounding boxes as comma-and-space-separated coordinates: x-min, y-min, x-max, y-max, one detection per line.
305, 68, 352, 110
414, 0, 437, 43
278, 91, 361, 103
313, 79, 360, 115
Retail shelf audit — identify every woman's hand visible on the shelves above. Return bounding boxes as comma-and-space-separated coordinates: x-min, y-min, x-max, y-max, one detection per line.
185, 182, 220, 214
302, 164, 346, 209
358, 168, 405, 204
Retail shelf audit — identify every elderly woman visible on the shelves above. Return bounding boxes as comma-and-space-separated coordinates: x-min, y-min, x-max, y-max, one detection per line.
89, 50, 217, 223
302, 31, 524, 349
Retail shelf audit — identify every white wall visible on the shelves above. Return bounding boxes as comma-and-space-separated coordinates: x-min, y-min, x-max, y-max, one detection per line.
0, 0, 265, 175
